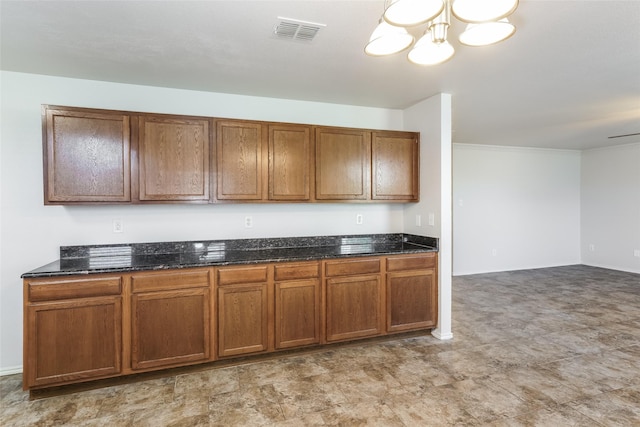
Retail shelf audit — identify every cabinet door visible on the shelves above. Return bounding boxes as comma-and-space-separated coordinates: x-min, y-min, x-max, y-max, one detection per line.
216, 120, 264, 200
325, 275, 382, 342
275, 279, 320, 349
138, 116, 210, 201
386, 270, 437, 332
131, 288, 210, 370
44, 106, 131, 203
315, 128, 371, 200
269, 124, 311, 201
25, 296, 122, 388
372, 132, 419, 201
218, 283, 269, 357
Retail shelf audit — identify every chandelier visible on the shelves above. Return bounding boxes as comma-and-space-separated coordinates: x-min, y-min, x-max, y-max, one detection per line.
365, 0, 518, 65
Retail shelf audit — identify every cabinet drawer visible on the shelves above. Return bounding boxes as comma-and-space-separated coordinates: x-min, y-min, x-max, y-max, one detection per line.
274, 263, 319, 281
217, 266, 268, 286
131, 269, 211, 293
28, 277, 122, 302
387, 254, 436, 271
325, 258, 381, 277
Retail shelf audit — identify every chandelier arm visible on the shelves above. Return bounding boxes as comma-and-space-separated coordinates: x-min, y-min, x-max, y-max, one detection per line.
365, 0, 518, 64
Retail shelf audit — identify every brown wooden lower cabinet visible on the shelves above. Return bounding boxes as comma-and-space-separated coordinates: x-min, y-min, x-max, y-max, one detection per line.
386, 254, 438, 333
23, 253, 437, 391
274, 261, 321, 349
131, 289, 211, 370
25, 298, 122, 388
387, 270, 437, 332
216, 265, 270, 357
23, 275, 123, 389
217, 282, 269, 357
326, 275, 382, 342
324, 257, 384, 342
130, 269, 212, 370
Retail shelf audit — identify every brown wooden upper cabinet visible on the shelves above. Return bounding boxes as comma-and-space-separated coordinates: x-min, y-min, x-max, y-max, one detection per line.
42, 105, 420, 204
372, 131, 419, 202
268, 124, 312, 201
215, 120, 265, 201
315, 127, 371, 201
137, 115, 210, 202
43, 106, 131, 204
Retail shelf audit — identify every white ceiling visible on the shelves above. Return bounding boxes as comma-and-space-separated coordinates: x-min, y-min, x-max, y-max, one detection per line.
1, 0, 639, 150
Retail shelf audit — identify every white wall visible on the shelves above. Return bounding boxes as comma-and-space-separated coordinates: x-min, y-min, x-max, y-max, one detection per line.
452, 144, 581, 275
0, 71, 414, 372
403, 94, 453, 340
581, 143, 640, 273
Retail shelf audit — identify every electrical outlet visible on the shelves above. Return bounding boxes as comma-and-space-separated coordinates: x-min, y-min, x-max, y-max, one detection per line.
634, 249, 640, 258
415, 214, 422, 227
589, 244, 595, 252
112, 219, 123, 233
428, 213, 435, 226
245, 216, 253, 228
356, 214, 363, 225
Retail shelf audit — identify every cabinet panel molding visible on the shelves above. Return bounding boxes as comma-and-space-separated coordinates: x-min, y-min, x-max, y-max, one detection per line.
216, 120, 264, 200
385, 253, 438, 333
44, 106, 131, 203
138, 116, 210, 201
275, 280, 320, 349
386, 270, 437, 332
25, 296, 122, 388
269, 124, 312, 201
218, 283, 269, 357
325, 275, 382, 342
315, 127, 371, 200
131, 288, 210, 370
372, 132, 419, 201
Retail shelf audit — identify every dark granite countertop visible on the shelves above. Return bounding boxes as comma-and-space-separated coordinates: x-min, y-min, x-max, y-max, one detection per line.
22, 233, 438, 278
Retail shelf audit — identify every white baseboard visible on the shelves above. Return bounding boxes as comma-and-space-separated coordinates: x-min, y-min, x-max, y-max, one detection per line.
581, 262, 640, 275
453, 263, 640, 277
431, 329, 453, 340
0, 365, 23, 376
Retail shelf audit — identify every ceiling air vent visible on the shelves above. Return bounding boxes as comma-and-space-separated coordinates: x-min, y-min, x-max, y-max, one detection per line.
274, 17, 326, 42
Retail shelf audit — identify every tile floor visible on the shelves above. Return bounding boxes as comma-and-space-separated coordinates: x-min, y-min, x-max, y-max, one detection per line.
1, 265, 639, 426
